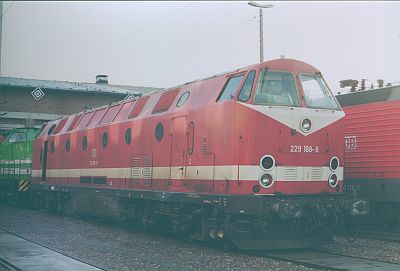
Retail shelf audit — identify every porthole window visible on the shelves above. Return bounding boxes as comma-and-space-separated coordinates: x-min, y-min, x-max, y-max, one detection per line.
125, 128, 132, 145
176, 91, 190, 107
48, 124, 56, 135
102, 132, 108, 148
82, 136, 88, 150
66, 139, 70, 152
50, 141, 55, 153
155, 123, 164, 142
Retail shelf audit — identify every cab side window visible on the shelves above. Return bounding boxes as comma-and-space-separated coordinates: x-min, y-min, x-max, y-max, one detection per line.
217, 74, 244, 102
238, 71, 256, 102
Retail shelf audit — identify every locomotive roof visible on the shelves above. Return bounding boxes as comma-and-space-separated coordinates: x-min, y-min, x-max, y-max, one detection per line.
0, 76, 159, 96
37, 58, 322, 137
336, 84, 400, 107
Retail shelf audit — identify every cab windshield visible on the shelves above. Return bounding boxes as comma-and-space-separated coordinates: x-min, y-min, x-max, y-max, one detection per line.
300, 74, 339, 110
253, 70, 300, 106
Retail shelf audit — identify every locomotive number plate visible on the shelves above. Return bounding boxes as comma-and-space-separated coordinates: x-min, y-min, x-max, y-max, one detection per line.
290, 145, 319, 153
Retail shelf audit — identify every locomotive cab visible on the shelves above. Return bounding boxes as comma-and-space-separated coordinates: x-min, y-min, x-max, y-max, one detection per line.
247, 65, 341, 110
227, 59, 348, 196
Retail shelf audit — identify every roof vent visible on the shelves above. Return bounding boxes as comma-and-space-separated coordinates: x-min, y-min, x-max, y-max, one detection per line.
96, 75, 108, 84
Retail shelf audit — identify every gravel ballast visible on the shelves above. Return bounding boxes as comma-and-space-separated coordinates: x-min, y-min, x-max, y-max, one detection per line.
2, 205, 400, 270
0, 205, 315, 271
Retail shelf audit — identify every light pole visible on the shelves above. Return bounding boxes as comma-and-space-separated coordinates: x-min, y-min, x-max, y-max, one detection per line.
248, 2, 273, 63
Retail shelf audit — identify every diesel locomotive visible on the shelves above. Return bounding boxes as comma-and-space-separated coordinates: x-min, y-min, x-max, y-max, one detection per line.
0, 128, 38, 200
23, 59, 368, 249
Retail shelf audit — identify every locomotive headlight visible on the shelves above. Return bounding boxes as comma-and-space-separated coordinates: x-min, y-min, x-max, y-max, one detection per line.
329, 157, 339, 171
300, 118, 312, 133
328, 173, 338, 188
260, 155, 275, 171
259, 173, 274, 188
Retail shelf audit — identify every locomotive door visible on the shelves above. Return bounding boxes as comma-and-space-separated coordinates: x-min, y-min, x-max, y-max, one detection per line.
170, 116, 187, 187
41, 141, 48, 181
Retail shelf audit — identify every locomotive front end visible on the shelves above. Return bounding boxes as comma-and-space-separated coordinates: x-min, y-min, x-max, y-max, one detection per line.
227, 59, 368, 249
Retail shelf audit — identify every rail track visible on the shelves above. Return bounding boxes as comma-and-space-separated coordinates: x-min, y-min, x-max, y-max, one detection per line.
254, 249, 400, 271
355, 225, 400, 243
0, 257, 21, 271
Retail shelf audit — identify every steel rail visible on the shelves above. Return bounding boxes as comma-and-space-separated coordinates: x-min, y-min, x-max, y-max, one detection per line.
0, 257, 22, 271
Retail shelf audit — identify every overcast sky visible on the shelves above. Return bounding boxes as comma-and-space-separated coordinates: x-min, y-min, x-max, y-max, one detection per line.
2, 1, 400, 93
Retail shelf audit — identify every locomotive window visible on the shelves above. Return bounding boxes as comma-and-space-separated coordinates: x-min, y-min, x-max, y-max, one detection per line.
66, 114, 82, 132
177, 91, 190, 107
217, 74, 244, 102
8, 132, 27, 143
50, 141, 55, 153
300, 74, 339, 110
153, 88, 180, 113
47, 124, 57, 135
155, 123, 164, 142
100, 104, 122, 125
87, 108, 107, 128
254, 70, 300, 106
102, 132, 108, 148
128, 97, 147, 119
53, 118, 68, 134
82, 136, 88, 150
238, 71, 256, 102
125, 128, 132, 145
66, 139, 70, 152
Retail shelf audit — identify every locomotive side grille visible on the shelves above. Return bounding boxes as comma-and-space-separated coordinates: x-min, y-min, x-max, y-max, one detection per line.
202, 136, 207, 154
143, 155, 153, 183
131, 157, 141, 180
283, 167, 302, 181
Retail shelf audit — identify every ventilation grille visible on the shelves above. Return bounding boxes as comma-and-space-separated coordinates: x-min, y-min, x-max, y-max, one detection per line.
143, 155, 153, 183
131, 155, 152, 185
131, 157, 141, 180
284, 167, 301, 181
310, 167, 324, 180
202, 136, 207, 154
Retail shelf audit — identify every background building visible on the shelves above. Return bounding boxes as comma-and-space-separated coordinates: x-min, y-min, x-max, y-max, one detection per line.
0, 75, 160, 134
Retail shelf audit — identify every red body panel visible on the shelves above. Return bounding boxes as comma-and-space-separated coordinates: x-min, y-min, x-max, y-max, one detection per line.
343, 99, 400, 179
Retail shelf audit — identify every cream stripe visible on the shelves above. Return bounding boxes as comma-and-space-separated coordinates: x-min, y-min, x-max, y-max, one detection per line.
0, 159, 32, 164
31, 166, 343, 181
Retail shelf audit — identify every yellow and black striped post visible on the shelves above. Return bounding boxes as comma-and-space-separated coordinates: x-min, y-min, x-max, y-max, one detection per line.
19, 180, 30, 192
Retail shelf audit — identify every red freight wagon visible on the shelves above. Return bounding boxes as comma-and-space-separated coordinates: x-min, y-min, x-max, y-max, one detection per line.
337, 86, 400, 222
31, 59, 367, 249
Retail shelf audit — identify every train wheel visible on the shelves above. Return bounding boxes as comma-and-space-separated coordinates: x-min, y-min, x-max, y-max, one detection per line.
342, 215, 358, 243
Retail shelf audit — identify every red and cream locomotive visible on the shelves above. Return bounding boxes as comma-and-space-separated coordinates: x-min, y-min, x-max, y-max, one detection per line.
31, 59, 367, 249
337, 84, 400, 223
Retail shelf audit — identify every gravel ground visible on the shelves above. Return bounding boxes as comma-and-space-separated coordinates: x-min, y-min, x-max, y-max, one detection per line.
0, 205, 315, 271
